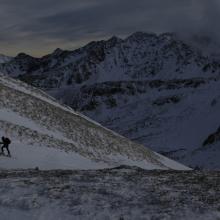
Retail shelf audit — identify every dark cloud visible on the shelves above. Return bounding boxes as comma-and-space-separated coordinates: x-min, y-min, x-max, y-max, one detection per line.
0, 0, 219, 56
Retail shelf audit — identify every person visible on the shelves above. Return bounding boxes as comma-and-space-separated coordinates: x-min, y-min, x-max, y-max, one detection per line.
0, 136, 11, 157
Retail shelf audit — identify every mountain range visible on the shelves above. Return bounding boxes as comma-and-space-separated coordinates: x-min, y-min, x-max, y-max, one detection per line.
1, 31, 220, 169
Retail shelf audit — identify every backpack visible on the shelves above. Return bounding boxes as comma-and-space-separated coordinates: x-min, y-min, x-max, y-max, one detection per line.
4, 138, 11, 145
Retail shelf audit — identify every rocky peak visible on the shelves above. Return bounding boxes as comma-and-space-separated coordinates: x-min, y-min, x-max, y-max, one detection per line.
15, 52, 36, 61
52, 48, 64, 56
105, 36, 122, 48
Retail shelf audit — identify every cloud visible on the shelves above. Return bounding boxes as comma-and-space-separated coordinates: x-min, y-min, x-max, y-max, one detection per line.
0, 0, 219, 56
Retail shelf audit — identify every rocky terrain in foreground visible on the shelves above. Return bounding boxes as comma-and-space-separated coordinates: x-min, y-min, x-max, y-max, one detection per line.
0, 166, 219, 220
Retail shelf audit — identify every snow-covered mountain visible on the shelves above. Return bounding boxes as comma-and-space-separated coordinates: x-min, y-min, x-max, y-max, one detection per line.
0, 73, 188, 170
1, 32, 220, 169
0, 54, 12, 64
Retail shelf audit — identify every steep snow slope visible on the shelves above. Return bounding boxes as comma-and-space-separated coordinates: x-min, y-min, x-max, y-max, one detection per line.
0, 74, 188, 170
1, 32, 220, 169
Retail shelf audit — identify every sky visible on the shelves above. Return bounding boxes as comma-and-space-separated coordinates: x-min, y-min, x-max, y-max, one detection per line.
0, 0, 219, 57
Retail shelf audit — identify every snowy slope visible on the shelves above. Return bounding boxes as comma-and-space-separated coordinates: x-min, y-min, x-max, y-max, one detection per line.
1, 32, 220, 169
0, 74, 189, 170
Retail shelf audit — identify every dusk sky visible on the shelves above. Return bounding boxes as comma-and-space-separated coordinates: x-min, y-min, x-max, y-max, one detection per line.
0, 0, 219, 57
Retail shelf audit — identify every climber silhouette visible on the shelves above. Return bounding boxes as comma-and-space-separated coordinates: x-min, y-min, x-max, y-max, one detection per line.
0, 136, 11, 157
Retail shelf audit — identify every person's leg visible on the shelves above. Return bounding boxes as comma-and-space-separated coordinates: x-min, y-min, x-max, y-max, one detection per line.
6, 146, 10, 156
1, 145, 4, 154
